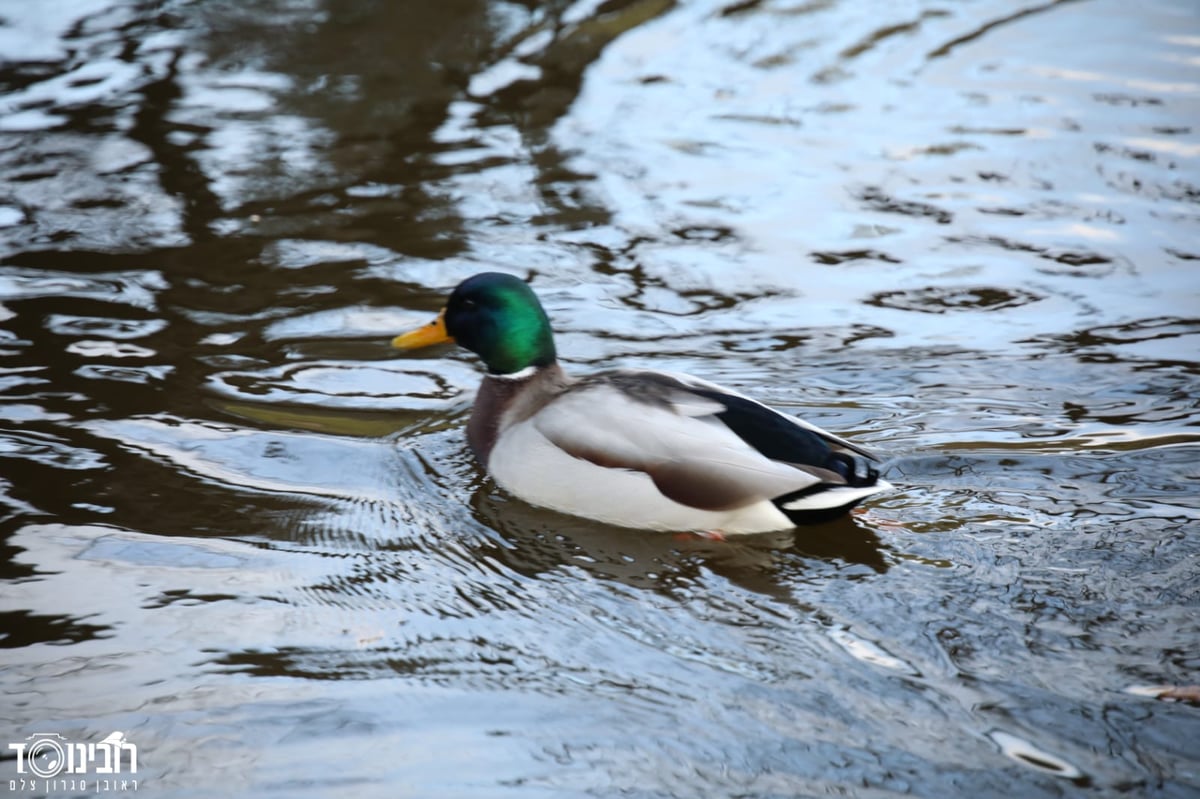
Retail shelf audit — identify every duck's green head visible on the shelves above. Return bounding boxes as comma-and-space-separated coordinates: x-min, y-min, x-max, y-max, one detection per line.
392, 272, 557, 375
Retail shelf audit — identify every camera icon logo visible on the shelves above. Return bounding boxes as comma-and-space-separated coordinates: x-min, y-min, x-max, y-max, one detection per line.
22, 732, 70, 779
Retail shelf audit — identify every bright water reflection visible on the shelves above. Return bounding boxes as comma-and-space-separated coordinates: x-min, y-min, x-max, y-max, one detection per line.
1, 0, 1198, 796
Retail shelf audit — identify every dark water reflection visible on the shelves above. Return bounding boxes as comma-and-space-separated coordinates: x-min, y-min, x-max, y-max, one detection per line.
2, 0, 1199, 796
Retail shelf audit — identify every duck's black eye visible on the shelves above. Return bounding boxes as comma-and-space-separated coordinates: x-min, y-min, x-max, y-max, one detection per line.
461, 298, 478, 310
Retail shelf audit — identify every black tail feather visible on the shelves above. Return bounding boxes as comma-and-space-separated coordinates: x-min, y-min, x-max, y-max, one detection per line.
827, 452, 879, 487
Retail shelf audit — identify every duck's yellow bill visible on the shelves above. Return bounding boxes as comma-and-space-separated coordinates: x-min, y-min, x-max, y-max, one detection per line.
392, 309, 453, 350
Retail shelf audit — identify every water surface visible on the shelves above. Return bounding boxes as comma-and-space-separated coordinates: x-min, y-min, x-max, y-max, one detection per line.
1, 0, 1198, 796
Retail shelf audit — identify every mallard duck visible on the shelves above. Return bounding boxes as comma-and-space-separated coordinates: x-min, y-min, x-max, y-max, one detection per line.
393, 272, 891, 534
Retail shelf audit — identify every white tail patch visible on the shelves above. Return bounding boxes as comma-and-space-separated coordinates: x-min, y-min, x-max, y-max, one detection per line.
781, 479, 893, 511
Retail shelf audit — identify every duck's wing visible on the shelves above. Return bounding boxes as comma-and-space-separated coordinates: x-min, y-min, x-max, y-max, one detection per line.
659, 370, 884, 475
528, 369, 883, 514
